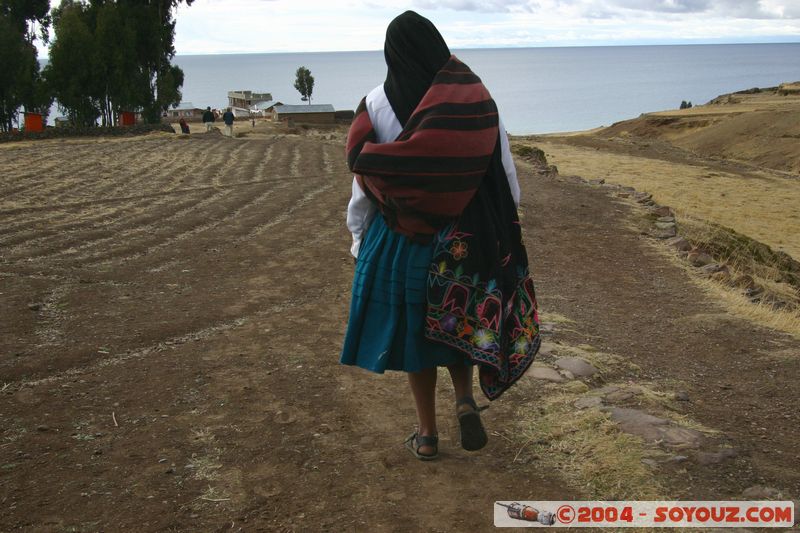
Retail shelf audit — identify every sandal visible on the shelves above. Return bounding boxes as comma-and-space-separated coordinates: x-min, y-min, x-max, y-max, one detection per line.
456, 396, 488, 451
404, 432, 439, 461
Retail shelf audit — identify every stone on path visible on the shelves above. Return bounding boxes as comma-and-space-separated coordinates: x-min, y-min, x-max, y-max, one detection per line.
655, 221, 676, 229
695, 448, 738, 465
603, 407, 704, 448
674, 390, 690, 402
666, 236, 691, 251
688, 251, 715, 267
536, 344, 555, 358
741, 485, 784, 499
602, 385, 642, 403
652, 206, 674, 217
529, 366, 565, 382
574, 396, 603, 410
659, 426, 704, 448
654, 226, 678, 239
701, 263, 726, 275
555, 357, 599, 378
605, 406, 665, 428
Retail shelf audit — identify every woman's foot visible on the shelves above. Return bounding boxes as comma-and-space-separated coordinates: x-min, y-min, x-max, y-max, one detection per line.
404, 432, 439, 460
456, 396, 488, 451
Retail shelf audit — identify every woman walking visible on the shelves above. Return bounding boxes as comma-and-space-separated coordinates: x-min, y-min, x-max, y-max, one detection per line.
341, 11, 541, 460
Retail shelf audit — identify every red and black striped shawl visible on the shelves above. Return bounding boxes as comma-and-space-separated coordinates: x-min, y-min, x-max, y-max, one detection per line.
346, 56, 499, 241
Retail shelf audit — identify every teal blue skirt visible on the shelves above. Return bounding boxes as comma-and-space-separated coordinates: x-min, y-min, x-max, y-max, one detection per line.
340, 215, 469, 373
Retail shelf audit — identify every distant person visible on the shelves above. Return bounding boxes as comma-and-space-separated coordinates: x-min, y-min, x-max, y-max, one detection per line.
222, 108, 235, 137
202, 106, 215, 132
341, 11, 539, 461
178, 117, 190, 134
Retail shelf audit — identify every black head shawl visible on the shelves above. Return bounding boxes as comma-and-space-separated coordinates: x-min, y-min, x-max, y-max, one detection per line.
383, 11, 451, 127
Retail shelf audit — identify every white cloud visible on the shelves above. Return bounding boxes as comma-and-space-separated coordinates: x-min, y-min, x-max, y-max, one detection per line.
37, 0, 800, 57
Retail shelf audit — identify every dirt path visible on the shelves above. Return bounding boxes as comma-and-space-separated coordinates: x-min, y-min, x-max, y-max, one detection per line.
1, 132, 797, 531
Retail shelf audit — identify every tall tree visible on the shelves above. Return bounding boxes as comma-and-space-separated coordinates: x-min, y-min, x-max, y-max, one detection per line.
43, 1, 101, 127
0, 0, 51, 132
294, 66, 314, 105
45, 0, 192, 126
93, 1, 150, 125
137, 0, 192, 123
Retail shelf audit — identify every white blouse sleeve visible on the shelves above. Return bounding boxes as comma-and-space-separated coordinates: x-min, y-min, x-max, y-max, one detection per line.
346, 177, 377, 258
499, 117, 520, 207
345, 85, 403, 258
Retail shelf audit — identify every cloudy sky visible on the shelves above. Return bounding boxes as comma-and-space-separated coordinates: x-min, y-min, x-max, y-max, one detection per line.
170, 0, 799, 54
39, 0, 800, 56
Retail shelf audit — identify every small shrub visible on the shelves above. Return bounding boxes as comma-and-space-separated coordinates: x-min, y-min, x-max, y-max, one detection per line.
512, 145, 548, 166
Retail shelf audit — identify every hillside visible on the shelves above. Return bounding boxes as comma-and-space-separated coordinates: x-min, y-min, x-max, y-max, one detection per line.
594, 83, 800, 175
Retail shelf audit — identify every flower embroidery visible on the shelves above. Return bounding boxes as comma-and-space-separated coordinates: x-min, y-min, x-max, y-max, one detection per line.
440, 313, 458, 332
472, 329, 496, 350
514, 337, 529, 354
450, 239, 468, 260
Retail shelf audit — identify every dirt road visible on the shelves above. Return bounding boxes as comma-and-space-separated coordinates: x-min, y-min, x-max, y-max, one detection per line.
1, 131, 797, 531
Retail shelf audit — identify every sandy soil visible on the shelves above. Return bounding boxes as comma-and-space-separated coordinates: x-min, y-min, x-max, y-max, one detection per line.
1, 126, 799, 531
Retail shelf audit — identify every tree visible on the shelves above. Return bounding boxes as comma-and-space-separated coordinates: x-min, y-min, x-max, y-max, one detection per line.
44, 0, 192, 127
44, 1, 101, 127
0, 0, 51, 132
0, 0, 51, 41
136, 0, 193, 123
294, 66, 314, 104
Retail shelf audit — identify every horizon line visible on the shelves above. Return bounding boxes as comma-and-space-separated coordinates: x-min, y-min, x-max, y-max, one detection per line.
36, 39, 800, 60
174, 39, 800, 57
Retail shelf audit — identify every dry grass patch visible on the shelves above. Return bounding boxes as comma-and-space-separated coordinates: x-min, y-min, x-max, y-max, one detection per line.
538, 311, 575, 325
516, 389, 667, 499
520, 140, 800, 261
693, 278, 800, 338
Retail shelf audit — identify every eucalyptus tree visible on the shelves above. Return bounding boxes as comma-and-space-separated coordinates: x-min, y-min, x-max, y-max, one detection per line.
45, 0, 193, 126
294, 66, 314, 104
0, 0, 51, 132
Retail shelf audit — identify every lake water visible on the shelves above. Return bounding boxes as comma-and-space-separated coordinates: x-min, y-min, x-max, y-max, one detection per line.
173, 43, 800, 134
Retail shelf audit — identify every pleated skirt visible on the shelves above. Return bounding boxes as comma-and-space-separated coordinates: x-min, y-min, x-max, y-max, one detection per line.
340, 215, 469, 373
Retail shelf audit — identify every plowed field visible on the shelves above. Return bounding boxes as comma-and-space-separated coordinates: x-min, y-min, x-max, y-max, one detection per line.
1, 130, 798, 532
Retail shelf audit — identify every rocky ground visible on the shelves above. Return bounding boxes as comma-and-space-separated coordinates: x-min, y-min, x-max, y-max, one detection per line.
0, 129, 798, 532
